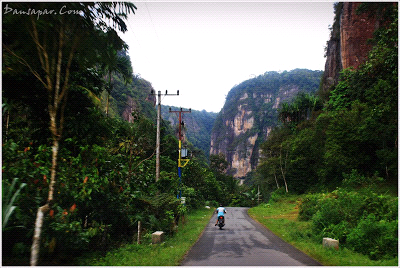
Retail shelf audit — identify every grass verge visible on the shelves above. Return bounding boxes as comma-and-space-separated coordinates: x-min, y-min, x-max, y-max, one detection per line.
248, 196, 398, 266
77, 207, 214, 266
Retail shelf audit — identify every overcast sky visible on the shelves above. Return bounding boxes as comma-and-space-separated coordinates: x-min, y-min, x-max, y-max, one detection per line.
122, 1, 336, 113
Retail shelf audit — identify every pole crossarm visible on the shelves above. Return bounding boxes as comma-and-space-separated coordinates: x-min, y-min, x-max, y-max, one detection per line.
169, 107, 191, 141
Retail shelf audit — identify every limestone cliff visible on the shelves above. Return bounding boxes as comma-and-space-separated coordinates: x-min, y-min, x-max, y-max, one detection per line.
321, 2, 387, 93
210, 69, 323, 178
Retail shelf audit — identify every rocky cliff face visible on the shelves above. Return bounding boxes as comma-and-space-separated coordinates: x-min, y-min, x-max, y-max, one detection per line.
340, 2, 376, 69
210, 69, 322, 178
321, 2, 379, 93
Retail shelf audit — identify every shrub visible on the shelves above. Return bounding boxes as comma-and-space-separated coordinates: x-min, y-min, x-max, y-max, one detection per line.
347, 214, 398, 260
298, 193, 324, 221
269, 187, 289, 203
317, 220, 351, 243
341, 169, 384, 189
299, 184, 398, 261
311, 197, 342, 235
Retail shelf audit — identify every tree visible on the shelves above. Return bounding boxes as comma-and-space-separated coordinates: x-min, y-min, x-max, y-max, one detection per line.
210, 153, 229, 175
258, 126, 292, 193
2, 2, 136, 265
102, 49, 133, 116
278, 93, 322, 124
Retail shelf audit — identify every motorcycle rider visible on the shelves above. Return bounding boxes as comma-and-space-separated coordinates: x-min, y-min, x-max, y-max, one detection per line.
215, 204, 227, 226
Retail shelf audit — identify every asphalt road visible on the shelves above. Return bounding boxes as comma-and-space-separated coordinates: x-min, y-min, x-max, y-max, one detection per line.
180, 207, 321, 266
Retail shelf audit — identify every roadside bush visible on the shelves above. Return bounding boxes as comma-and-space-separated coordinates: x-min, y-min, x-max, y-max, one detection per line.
362, 192, 398, 222
269, 187, 289, 203
45, 214, 102, 254
298, 193, 324, 221
317, 220, 351, 243
141, 193, 181, 234
341, 169, 383, 189
311, 197, 342, 235
347, 214, 398, 260
299, 180, 398, 261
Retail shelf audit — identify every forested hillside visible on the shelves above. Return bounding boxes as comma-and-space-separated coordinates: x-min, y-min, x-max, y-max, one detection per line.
162, 106, 217, 159
104, 63, 157, 122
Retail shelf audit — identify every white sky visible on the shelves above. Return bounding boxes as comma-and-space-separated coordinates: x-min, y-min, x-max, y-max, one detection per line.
122, 1, 336, 113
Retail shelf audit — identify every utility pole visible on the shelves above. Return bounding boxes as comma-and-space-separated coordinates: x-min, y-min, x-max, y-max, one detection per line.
169, 107, 191, 199
151, 90, 179, 182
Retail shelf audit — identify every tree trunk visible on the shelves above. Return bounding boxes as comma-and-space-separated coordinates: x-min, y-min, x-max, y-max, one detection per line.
30, 113, 61, 266
106, 92, 110, 116
30, 204, 49, 266
269, 151, 280, 189
5, 110, 10, 143
30, 23, 74, 265
279, 146, 289, 193
137, 221, 141, 244
105, 71, 112, 117
273, 167, 280, 189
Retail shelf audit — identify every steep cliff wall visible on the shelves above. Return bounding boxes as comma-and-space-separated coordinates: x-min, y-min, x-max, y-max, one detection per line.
109, 74, 157, 123
321, 2, 380, 93
210, 69, 323, 178
340, 2, 376, 70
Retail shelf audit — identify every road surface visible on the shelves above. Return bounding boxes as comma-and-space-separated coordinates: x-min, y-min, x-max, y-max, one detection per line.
180, 207, 321, 266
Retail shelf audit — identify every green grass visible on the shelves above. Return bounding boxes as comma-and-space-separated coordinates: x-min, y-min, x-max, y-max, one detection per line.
77, 207, 214, 266
248, 197, 398, 266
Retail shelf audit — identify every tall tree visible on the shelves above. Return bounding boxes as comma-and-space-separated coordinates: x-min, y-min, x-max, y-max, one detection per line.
102, 49, 133, 116
2, 2, 136, 265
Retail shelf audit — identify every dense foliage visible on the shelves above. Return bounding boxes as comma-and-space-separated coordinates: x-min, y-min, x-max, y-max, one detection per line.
299, 172, 397, 260
1, 3, 242, 265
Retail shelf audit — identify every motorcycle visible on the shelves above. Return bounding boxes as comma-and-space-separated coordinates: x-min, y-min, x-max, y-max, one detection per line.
217, 215, 225, 229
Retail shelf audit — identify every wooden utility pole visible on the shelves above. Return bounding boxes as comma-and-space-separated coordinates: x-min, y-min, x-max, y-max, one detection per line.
156, 90, 161, 182
151, 90, 179, 182
169, 107, 191, 199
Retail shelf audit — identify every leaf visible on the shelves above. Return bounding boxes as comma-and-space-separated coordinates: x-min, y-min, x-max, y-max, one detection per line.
2, 178, 26, 229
